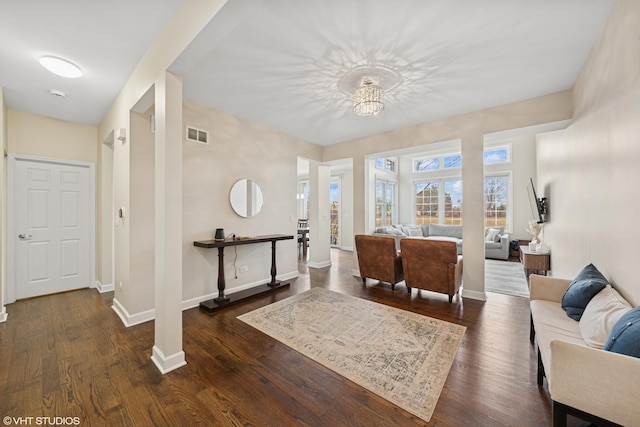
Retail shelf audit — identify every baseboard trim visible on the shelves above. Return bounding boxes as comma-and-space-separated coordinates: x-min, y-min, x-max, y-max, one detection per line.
95, 280, 115, 293
461, 288, 487, 301
308, 260, 332, 269
112, 298, 155, 327
151, 345, 187, 375
181, 270, 299, 311
0, 307, 7, 323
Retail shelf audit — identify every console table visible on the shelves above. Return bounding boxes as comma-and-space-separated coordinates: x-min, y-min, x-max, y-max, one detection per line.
194, 234, 294, 313
520, 246, 551, 278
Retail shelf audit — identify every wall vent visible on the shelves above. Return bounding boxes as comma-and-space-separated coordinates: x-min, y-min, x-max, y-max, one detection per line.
185, 126, 209, 144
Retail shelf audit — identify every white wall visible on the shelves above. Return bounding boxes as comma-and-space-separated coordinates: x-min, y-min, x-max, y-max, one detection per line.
537, 0, 640, 305
0, 88, 6, 321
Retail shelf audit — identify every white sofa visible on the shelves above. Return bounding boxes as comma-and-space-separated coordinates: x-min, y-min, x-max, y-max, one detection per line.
529, 274, 640, 426
372, 224, 510, 260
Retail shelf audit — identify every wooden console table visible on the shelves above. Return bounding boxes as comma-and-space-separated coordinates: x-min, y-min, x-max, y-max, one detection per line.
520, 246, 551, 278
194, 234, 294, 313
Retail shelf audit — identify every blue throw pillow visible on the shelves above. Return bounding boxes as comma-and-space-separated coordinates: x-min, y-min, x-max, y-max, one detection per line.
561, 264, 608, 320
604, 306, 640, 358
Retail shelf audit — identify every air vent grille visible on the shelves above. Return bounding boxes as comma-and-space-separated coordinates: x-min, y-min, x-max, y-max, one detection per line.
185, 126, 208, 144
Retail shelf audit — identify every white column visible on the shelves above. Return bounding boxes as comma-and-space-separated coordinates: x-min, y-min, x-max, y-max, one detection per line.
461, 134, 486, 301
308, 162, 331, 268
151, 72, 186, 373
351, 154, 366, 276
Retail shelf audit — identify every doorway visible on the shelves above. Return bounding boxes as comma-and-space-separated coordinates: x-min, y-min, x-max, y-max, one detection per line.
8, 155, 95, 302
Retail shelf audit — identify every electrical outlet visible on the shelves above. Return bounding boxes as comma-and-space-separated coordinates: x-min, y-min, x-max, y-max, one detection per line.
118, 281, 123, 290
239, 266, 249, 273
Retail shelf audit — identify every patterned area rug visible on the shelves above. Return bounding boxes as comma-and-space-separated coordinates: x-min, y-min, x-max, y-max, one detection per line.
237, 288, 466, 422
485, 259, 529, 297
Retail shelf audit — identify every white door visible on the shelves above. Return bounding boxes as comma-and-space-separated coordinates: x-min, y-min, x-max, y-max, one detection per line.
10, 156, 94, 300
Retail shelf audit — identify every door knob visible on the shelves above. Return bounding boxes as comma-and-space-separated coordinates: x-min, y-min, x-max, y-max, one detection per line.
18, 233, 33, 240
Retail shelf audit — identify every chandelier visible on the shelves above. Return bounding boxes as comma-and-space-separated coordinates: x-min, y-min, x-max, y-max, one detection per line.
353, 78, 384, 116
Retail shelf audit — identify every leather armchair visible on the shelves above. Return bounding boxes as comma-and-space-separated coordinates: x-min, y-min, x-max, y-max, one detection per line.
400, 238, 463, 303
355, 235, 404, 290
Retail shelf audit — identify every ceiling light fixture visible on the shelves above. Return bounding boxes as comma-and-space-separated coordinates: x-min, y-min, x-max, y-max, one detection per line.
49, 89, 67, 98
353, 78, 384, 116
39, 55, 83, 78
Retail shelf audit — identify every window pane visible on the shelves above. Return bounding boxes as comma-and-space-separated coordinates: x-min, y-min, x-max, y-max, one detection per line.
385, 159, 396, 173
443, 154, 462, 169
484, 176, 508, 228
375, 180, 384, 227
415, 157, 439, 171
375, 158, 384, 169
330, 182, 339, 245
415, 181, 439, 225
444, 180, 463, 225
385, 182, 395, 225
484, 147, 509, 164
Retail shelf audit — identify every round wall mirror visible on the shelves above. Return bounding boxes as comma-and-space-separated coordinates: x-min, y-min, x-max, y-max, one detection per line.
229, 179, 264, 218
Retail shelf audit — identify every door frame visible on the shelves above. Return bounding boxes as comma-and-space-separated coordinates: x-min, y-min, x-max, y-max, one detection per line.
7, 154, 96, 303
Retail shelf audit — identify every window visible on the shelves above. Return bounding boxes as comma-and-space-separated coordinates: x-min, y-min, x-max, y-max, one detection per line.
375, 157, 396, 173
375, 179, 396, 226
330, 180, 340, 246
443, 154, 462, 169
415, 157, 439, 171
414, 153, 461, 172
484, 175, 509, 228
484, 146, 510, 164
414, 179, 462, 225
297, 181, 310, 220
444, 179, 463, 225
415, 181, 439, 224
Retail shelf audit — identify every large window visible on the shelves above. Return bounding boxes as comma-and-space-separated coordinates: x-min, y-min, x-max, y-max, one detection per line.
375, 179, 396, 226
414, 179, 462, 225
484, 175, 509, 228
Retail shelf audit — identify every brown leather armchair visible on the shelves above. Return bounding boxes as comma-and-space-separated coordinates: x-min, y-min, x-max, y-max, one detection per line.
355, 235, 404, 290
400, 238, 463, 303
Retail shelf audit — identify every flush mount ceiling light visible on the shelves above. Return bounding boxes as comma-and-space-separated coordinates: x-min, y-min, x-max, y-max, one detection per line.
39, 55, 83, 78
338, 65, 401, 117
353, 78, 383, 116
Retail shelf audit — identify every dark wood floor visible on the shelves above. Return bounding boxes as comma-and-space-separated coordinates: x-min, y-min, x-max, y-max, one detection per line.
1, 250, 585, 426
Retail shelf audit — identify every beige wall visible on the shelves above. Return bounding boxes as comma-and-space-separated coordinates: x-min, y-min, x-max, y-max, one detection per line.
8, 109, 97, 163
537, 0, 640, 305
182, 98, 305, 303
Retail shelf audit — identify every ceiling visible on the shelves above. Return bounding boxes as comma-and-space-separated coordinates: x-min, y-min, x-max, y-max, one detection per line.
0, 0, 181, 125
1, 1, 616, 146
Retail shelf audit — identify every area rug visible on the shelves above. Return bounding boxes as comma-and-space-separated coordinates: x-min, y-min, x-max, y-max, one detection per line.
237, 288, 466, 422
485, 259, 529, 297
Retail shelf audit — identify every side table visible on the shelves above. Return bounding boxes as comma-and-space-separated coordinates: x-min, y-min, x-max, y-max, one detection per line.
520, 246, 551, 278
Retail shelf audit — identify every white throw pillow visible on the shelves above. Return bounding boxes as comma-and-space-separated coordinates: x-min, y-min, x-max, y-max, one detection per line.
485, 228, 500, 243
579, 284, 632, 348
404, 225, 424, 237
